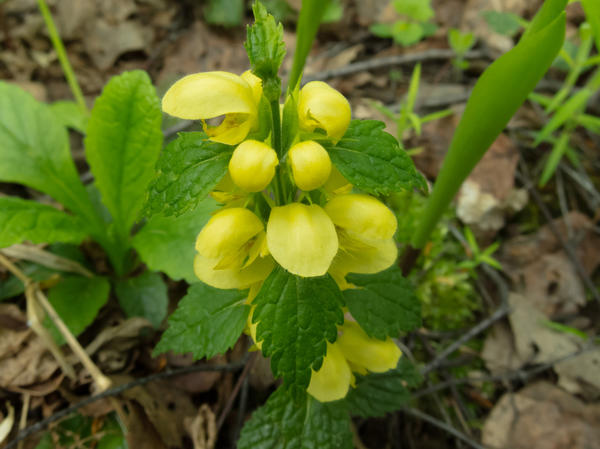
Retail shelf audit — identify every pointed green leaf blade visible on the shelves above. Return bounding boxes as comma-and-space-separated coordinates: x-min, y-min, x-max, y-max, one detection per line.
0, 197, 87, 248
0, 83, 92, 219
253, 266, 344, 398
153, 283, 249, 359
145, 132, 233, 217
85, 70, 163, 235
325, 120, 426, 195
238, 387, 352, 449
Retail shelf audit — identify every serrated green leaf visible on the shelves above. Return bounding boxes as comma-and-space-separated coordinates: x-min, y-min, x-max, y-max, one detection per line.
0, 83, 94, 221
0, 197, 87, 248
154, 283, 249, 359
46, 275, 110, 345
133, 198, 216, 283
344, 266, 421, 340
245, 1, 286, 96
115, 271, 168, 328
145, 132, 233, 217
50, 100, 88, 133
325, 120, 426, 195
253, 267, 344, 397
345, 357, 422, 418
238, 387, 352, 449
85, 70, 162, 238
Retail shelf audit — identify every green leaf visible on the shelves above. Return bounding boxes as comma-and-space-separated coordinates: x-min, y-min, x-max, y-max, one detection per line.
287, 0, 331, 91
370, 23, 394, 38
238, 387, 353, 449
0, 83, 94, 221
344, 266, 421, 340
392, 21, 426, 47
115, 271, 168, 328
582, 0, 600, 52
153, 283, 249, 359
46, 275, 110, 345
481, 10, 523, 36
253, 267, 344, 397
133, 198, 216, 283
50, 100, 88, 133
145, 132, 233, 217
325, 120, 426, 195
539, 131, 569, 187
448, 28, 475, 54
204, 0, 244, 27
345, 357, 422, 417
413, 1, 566, 248
393, 0, 434, 22
535, 88, 591, 145
245, 1, 286, 99
1, 262, 55, 301
0, 197, 87, 248
85, 70, 163, 238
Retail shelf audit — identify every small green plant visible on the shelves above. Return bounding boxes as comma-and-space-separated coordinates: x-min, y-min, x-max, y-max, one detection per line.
370, 63, 453, 141
370, 0, 437, 46
448, 28, 476, 70
529, 17, 600, 187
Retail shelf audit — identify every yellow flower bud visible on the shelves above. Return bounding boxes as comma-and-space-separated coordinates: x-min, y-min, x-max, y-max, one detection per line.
325, 194, 398, 276
298, 81, 351, 143
266, 203, 338, 277
194, 208, 274, 289
162, 71, 258, 145
337, 321, 401, 373
288, 141, 332, 191
229, 140, 278, 192
307, 342, 353, 402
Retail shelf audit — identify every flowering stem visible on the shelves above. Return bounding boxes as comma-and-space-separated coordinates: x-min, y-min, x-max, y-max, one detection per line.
270, 99, 282, 157
37, 0, 87, 114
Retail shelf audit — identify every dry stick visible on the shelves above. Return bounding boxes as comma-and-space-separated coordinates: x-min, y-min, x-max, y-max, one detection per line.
517, 157, 600, 302
401, 408, 489, 449
4, 359, 247, 449
16, 394, 29, 449
216, 352, 257, 432
303, 49, 485, 82
1, 245, 94, 278
413, 342, 598, 399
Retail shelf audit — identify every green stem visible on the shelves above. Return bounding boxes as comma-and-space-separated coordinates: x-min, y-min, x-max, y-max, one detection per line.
37, 0, 87, 114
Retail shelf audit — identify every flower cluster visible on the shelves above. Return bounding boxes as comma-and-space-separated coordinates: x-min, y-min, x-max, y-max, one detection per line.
162, 70, 401, 401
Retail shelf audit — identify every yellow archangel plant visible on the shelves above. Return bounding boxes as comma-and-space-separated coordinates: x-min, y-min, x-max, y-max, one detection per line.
162, 69, 404, 402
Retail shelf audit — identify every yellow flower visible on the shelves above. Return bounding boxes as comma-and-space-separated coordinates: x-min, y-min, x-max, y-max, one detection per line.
337, 321, 401, 374
288, 140, 332, 191
162, 70, 262, 145
325, 194, 398, 276
194, 208, 273, 289
297, 81, 351, 143
323, 166, 353, 197
229, 140, 278, 192
307, 342, 353, 402
266, 203, 338, 277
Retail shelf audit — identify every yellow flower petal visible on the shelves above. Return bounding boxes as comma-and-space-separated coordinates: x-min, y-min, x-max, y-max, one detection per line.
205, 113, 254, 145
162, 71, 255, 119
332, 233, 398, 274
241, 70, 263, 105
323, 165, 352, 196
267, 203, 338, 277
229, 140, 278, 192
194, 253, 274, 289
196, 208, 264, 259
337, 321, 401, 373
298, 81, 351, 143
307, 342, 352, 402
325, 194, 397, 240
288, 140, 332, 191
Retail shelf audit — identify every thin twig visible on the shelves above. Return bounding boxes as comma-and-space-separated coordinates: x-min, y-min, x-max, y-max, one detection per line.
402, 407, 489, 449
304, 49, 485, 82
517, 157, 600, 302
1, 244, 93, 278
216, 352, 257, 432
4, 359, 247, 449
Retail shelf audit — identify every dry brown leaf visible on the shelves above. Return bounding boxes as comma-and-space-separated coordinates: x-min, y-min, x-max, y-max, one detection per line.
555, 348, 600, 397
185, 404, 217, 449
483, 382, 600, 449
481, 322, 525, 375
123, 380, 196, 448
